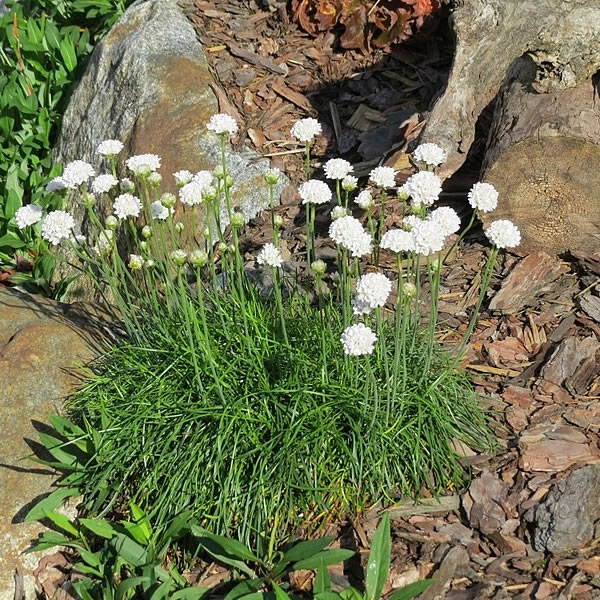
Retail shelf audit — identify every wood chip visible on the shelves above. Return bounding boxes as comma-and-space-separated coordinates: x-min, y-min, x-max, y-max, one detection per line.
227, 42, 288, 75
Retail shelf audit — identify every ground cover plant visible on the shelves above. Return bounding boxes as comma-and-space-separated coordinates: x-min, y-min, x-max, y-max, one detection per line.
18, 116, 521, 551
0, 0, 132, 294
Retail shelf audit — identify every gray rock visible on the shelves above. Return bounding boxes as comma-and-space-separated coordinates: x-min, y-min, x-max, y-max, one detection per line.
529, 465, 600, 553
0, 286, 109, 599
54, 0, 287, 300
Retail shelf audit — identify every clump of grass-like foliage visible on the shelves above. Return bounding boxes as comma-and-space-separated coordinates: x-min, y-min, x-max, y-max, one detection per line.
18, 116, 520, 545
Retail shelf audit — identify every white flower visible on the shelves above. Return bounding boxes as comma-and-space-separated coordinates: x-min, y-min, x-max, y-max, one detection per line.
413, 143, 447, 167
298, 180, 332, 205
324, 158, 353, 180
15, 204, 43, 229
380, 228, 416, 253
355, 190, 374, 210
62, 160, 95, 188
342, 175, 358, 191
179, 182, 205, 206
171, 249, 188, 266
113, 193, 142, 220
128, 254, 144, 270
93, 229, 114, 256
257, 243, 283, 268
91, 173, 119, 194
46, 177, 68, 192
147, 172, 162, 187
126, 154, 161, 176
353, 272, 392, 315
331, 206, 348, 220
96, 139, 124, 157
412, 219, 447, 256
291, 117, 322, 143
192, 170, 215, 190
369, 166, 396, 188
207, 113, 238, 136
468, 182, 499, 213
329, 215, 372, 257
41, 210, 75, 245
340, 323, 377, 356
189, 249, 208, 268
402, 171, 442, 207
485, 220, 521, 249
173, 170, 193, 186
120, 178, 136, 193
151, 200, 172, 220
402, 215, 424, 230
429, 206, 461, 236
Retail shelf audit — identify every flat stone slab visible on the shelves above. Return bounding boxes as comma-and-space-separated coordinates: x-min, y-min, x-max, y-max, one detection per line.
0, 286, 109, 599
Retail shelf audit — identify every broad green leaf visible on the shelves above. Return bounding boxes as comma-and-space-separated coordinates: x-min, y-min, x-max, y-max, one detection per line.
111, 532, 149, 567
162, 510, 193, 543
46, 414, 86, 442
44, 19, 61, 50
59, 38, 77, 72
149, 578, 173, 599
38, 432, 80, 467
24, 487, 80, 522
191, 526, 257, 577
292, 549, 355, 571
128, 501, 152, 544
78, 548, 102, 569
29, 530, 73, 551
0, 233, 26, 249
314, 562, 331, 595
224, 578, 266, 600
315, 594, 342, 600
171, 587, 211, 600
72, 581, 96, 600
116, 576, 150, 598
42, 509, 78, 537
387, 579, 436, 600
339, 587, 364, 600
74, 562, 103, 577
277, 536, 334, 572
365, 513, 391, 600
80, 518, 117, 539
272, 582, 291, 600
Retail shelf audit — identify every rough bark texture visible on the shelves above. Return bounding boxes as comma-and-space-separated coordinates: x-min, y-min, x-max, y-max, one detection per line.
481, 59, 600, 253
420, 0, 600, 180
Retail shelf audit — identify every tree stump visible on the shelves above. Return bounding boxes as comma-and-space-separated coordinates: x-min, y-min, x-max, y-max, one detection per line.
418, 0, 600, 252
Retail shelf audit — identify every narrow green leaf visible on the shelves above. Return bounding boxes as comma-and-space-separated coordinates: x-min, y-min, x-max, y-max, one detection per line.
387, 579, 435, 600
366, 513, 391, 600
224, 578, 266, 600
171, 588, 211, 600
24, 487, 80, 522
111, 532, 149, 567
59, 38, 77, 71
339, 587, 364, 600
292, 549, 355, 572
116, 576, 150, 598
149, 578, 173, 599
314, 562, 331, 595
272, 582, 291, 600
315, 593, 342, 600
191, 526, 257, 576
38, 432, 80, 467
280, 537, 334, 567
128, 501, 152, 544
72, 581, 96, 600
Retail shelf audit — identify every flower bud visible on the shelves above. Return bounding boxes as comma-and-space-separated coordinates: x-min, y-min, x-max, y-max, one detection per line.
402, 282, 417, 298
139, 240, 148, 252
310, 259, 327, 275
203, 227, 211, 238
230, 212, 245, 228
213, 165, 225, 179
202, 187, 217, 202
171, 249, 188, 266
175, 221, 185, 233
105, 215, 119, 230
331, 206, 348, 220
120, 178, 135, 193
189, 249, 208, 268
145, 258, 156, 269
217, 242, 228, 253
273, 215, 284, 229
141, 225, 152, 239
82, 192, 96, 209
147, 172, 162, 188
224, 175, 234, 188
160, 192, 177, 209
128, 254, 144, 270
264, 168, 281, 185
342, 175, 358, 192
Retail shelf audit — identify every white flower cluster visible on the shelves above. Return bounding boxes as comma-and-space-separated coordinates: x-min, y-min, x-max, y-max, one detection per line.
428, 206, 461, 236
340, 323, 377, 356
329, 215, 372, 258
399, 171, 442, 207
96, 139, 124, 157
324, 158, 353, 180
411, 219, 447, 256
15, 204, 43, 229
179, 182, 205, 206
151, 200, 172, 220
369, 166, 396, 189
331, 206, 348, 220
46, 178, 68, 192
412, 143, 447, 167
298, 179, 332, 205
91, 173, 119, 195
352, 272, 392, 315
485, 219, 521, 249
355, 190, 374, 210
62, 160, 96, 189
257, 243, 283, 268
41, 210, 75, 245
173, 170, 193, 186
380, 228, 415, 253
342, 175, 358, 191
207, 113, 238, 136
468, 182, 499, 213
113, 193, 142, 220
291, 118, 322, 143
126, 154, 161, 176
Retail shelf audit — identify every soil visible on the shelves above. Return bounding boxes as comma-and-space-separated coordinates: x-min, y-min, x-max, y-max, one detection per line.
33, 1, 600, 598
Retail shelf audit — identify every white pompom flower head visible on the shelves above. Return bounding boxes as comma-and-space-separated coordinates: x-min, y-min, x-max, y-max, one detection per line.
257, 243, 283, 268
291, 118, 322, 143
412, 143, 448, 168
468, 182, 499, 213
485, 219, 521, 249
340, 323, 377, 356
207, 113, 239, 137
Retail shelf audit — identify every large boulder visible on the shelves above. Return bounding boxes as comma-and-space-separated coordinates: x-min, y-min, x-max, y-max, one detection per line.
55, 0, 287, 300
0, 286, 108, 599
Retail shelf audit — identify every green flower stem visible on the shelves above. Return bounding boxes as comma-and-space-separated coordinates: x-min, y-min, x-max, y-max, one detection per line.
273, 266, 289, 346
375, 307, 391, 423
454, 245, 499, 360
220, 135, 233, 224
335, 180, 342, 206
306, 202, 315, 267
304, 141, 311, 179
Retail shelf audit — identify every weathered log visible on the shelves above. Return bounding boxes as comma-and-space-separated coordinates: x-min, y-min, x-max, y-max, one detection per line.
481, 58, 600, 253
421, 0, 600, 178
418, 0, 600, 252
